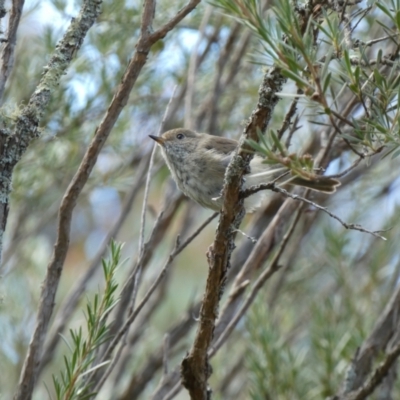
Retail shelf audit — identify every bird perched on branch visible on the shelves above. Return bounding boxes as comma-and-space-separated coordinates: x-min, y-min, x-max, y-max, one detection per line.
149, 128, 340, 212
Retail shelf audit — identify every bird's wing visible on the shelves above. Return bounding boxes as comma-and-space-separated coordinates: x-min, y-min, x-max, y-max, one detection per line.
203, 136, 238, 155
202, 136, 238, 169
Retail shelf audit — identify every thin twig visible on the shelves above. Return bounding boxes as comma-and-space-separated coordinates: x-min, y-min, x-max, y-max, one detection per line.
323, 153, 376, 179
169, 17, 222, 126
150, 0, 202, 43
364, 33, 400, 47
163, 381, 182, 400
329, 109, 356, 128
194, 28, 252, 129
317, 66, 377, 168
119, 303, 201, 399
110, 270, 170, 386
276, 93, 300, 141
243, 183, 386, 240
163, 334, 170, 376
284, 115, 301, 150
113, 147, 179, 387
110, 194, 183, 342
350, 6, 372, 34
179, 212, 218, 251
139, 85, 177, 254
326, 110, 365, 158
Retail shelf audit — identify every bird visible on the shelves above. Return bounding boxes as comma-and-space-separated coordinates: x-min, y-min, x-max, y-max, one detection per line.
149, 128, 340, 212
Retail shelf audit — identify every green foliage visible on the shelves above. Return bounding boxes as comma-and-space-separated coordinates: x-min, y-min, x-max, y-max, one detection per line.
247, 130, 317, 180
246, 302, 313, 400
246, 205, 400, 398
215, 0, 400, 157
51, 241, 122, 400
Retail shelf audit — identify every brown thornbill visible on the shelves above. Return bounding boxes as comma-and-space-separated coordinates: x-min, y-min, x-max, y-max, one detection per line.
150, 128, 340, 212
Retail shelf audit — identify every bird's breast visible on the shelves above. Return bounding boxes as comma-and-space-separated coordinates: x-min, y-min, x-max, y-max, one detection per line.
165, 155, 223, 210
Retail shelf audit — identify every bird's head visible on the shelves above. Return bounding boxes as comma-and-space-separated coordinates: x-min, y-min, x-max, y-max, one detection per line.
149, 129, 201, 160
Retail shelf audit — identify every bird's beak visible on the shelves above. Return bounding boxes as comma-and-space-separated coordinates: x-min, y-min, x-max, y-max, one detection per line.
149, 135, 165, 147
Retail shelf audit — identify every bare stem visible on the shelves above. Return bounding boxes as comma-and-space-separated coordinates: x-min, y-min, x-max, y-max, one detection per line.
139, 85, 177, 254
242, 183, 387, 240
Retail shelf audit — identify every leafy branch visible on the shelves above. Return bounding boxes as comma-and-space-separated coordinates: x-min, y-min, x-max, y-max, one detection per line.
52, 241, 122, 400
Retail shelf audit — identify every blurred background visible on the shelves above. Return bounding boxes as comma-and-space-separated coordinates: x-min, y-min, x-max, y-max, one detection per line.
1, 0, 400, 399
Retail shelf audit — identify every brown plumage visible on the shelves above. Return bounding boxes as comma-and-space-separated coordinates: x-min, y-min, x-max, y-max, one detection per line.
149, 128, 340, 212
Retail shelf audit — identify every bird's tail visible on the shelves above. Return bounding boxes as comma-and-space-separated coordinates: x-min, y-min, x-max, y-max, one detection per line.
248, 168, 340, 193
287, 176, 340, 193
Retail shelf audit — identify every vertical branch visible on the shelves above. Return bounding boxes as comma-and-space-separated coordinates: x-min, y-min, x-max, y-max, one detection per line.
139, 85, 177, 253
12, 1, 104, 398
0, 0, 102, 262
181, 67, 286, 399
0, 0, 24, 102
336, 284, 400, 397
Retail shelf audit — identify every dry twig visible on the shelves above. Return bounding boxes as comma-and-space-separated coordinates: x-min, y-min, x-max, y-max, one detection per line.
242, 183, 387, 240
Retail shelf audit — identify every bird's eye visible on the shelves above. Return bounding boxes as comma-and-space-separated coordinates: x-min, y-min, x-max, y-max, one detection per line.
176, 133, 185, 140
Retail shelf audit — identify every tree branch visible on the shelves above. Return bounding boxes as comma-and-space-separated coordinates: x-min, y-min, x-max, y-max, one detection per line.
0, 0, 102, 262
334, 340, 400, 400
180, 66, 286, 399
334, 284, 400, 397
242, 183, 387, 240
0, 0, 25, 101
